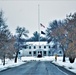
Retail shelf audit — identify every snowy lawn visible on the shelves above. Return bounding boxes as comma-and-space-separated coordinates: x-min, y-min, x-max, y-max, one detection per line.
52, 57, 76, 74
0, 59, 25, 71
0, 56, 76, 74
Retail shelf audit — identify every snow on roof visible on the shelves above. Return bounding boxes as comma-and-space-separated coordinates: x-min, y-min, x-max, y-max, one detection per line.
26, 42, 47, 45
26, 41, 54, 46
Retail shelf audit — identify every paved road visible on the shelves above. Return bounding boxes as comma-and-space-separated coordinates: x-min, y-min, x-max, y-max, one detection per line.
0, 61, 75, 75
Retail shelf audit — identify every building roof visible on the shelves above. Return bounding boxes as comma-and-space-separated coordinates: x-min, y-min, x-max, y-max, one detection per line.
26, 41, 47, 45
26, 41, 54, 47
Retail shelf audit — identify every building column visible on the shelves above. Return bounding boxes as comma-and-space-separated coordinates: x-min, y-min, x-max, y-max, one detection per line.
47, 51, 48, 56
32, 51, 33, 56
37, 51, 38, 57
42, 51, 43, 57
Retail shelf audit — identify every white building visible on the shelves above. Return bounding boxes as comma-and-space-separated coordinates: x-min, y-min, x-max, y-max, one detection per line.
20, 42, 53, 57
19, 41, 63, 57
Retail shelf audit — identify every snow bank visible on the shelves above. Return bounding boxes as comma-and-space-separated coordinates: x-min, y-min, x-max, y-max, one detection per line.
52, 57, 76, 74
0, 59, 25, 71
21, 56, 55, 61
0, 56, 76, 74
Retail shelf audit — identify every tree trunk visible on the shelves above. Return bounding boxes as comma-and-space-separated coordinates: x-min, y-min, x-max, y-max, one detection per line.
3, 54, 5, 65
63, 53, 65, 62
14, 50, 19, 63
61, 46, 66, 62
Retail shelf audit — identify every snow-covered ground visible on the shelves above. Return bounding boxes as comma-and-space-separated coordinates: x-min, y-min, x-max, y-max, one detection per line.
0, 59, 25, 71
0, 56, 76, 74
52, 57, 76, 74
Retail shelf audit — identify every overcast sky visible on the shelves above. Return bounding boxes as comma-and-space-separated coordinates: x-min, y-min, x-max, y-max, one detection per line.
0, 0, 76, 37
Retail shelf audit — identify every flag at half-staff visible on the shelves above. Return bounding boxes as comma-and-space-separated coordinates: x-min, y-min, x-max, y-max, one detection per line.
40, 23, 46, 35
40, 23, 45, 28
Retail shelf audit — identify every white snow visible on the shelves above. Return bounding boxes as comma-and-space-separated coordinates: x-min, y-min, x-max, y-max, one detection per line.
0, 56, 76, 74
52, 57, 76, 74
26, 42, 47, 45
0, 58, 25, 71
26, 41, 54, 46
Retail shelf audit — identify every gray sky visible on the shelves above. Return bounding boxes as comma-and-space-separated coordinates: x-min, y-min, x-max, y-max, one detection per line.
0, 0, 76, 37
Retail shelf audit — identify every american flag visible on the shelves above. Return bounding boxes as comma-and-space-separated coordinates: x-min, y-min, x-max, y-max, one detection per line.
40, 23, 45, 28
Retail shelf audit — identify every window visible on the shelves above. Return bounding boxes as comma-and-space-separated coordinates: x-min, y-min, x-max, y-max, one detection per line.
34, 51, 36, 54
29, 46, 31, 49
40, 51, 42, 54
34, 46, 36, 49
44, 51, 46, 54
25, 46, 27, 49
59, 51, 62, 54
39, 46, 41, 48
49, 46, 50, 48
38, 51, 40, 53
18, 52, 21, 54
44, 46, 46, 49
49, 51, 50, 54
29, 51, 31, 54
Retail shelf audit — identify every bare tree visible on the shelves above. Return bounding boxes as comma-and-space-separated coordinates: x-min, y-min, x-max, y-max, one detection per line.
46, 12, 76, 62
0, 10, 11, 65
65, 12, 76, 59
14, 26, 29, 63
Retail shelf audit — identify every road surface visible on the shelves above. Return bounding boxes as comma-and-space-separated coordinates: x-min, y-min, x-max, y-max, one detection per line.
0, 61, 75, 75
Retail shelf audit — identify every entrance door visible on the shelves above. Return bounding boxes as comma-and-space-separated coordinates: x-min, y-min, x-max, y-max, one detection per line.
37, 51, 42, 57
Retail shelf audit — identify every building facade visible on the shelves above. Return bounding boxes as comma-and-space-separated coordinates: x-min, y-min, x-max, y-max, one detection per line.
20, 42, 52, 57
19, 42, 63, 57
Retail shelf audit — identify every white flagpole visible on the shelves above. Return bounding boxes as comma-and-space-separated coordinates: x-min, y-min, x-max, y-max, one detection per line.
38, 4, 40, 45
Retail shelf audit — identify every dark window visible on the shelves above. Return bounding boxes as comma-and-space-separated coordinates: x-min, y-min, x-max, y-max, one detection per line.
49, 46, 50, 48
39, 46, 41, 48
44, 51, 46, 54
38, 51, 40, 53
29, 51, 31, 54
25, 47, 27, 49
44, 46, 46, 49
34, 46, 36, 49
29, 46, 31, 49
34, 51, 36, 54
59, 51, 62, 54
40, 51, 42, 54
18, 52, 20, 54
25, 45, 28, 49
49, 51, 50, 54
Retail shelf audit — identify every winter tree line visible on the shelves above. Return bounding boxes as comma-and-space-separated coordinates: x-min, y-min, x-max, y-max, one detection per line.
0, 10, 76, 65
0, 10, 46, 65
46, 12, 76, 63
0, 10, 29, 65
